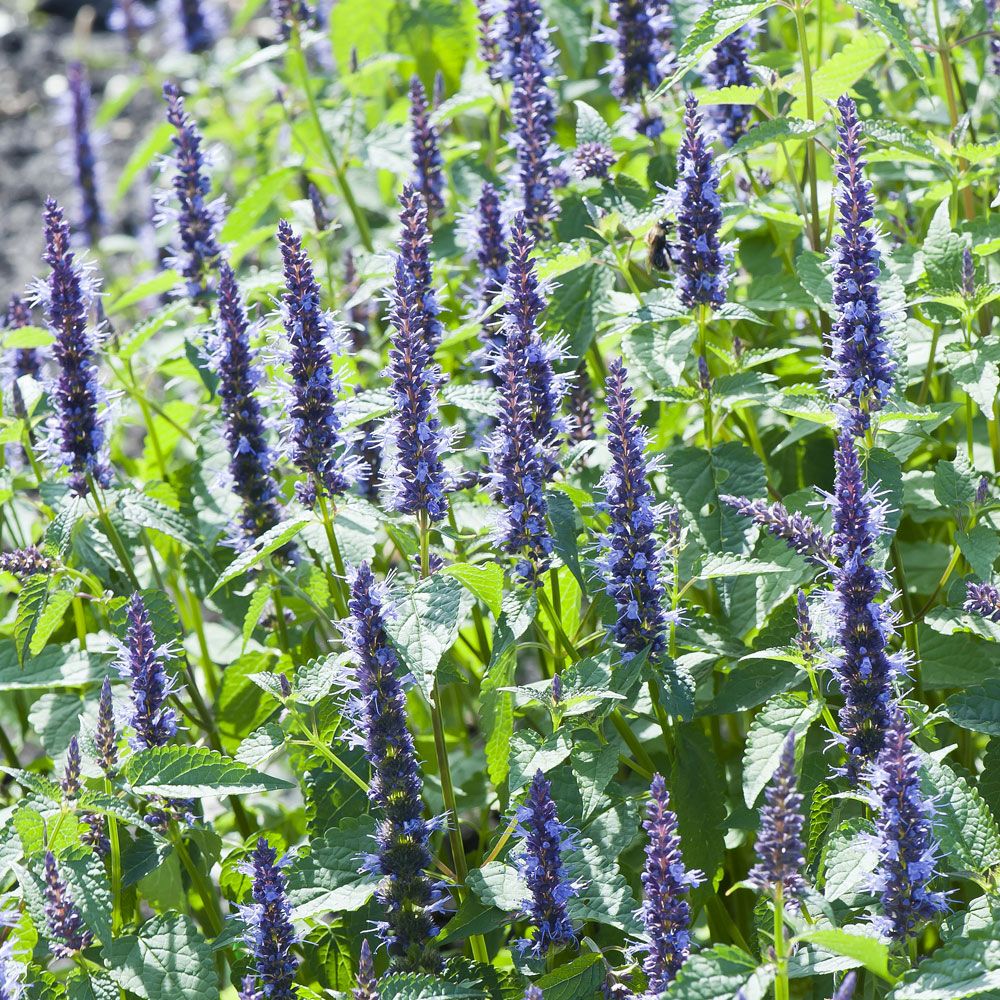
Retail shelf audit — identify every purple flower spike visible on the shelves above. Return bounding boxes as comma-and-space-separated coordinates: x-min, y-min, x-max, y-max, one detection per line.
598, 358, 670, 661
748, 732, 806, 905
61, 735, 82, 798
637, 774, 703, 995
572, 141, 617, 180
5, 295, 42, 383
396, 185, 443, 353
176, 0, 215, 52
344, 564, 443, 972
43, 851, 93, 957
475, 0, 501, 77
568, 364, 595, 442
237, 975, 258, 1000
488, 306, 554, 586
603, 0, 673, 137
409, 77, 445, 219
116, 592, 178, 751
272, 0, 320, 38
0, 939, 26, 1000
676, 94, 728, 310
824, 434, 905, 781
0, 546, 54, 579
827, 96, 895, 437
161, 82, 224, 299
703, 28, 754, 147
209, 258, 285, 546
502, 215, 565, 476
795, 590, 818, 663
524, 988, 543, 1000
238, 838, 300, 1000
471, 182, 509, 327
277, 219, 354, 505
65, 62, 104, 246
36, 198, 111, 496
383, 191, 449, 523
966, 581, 1000, 621
868, 707, 948, 941
96, 676, 118, 775
353, 939, 378, 999
514, 770, 578, 957
720, 496, 834, 566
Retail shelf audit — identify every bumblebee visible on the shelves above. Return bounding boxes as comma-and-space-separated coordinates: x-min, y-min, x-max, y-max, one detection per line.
646, 217, 678, 272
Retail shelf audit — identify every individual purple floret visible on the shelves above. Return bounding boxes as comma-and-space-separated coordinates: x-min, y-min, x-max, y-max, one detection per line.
237, 975, 258, 1000
572, 141, 616, 180
502, 214, 565, 475
343, 564, 443, 972
966, 581, 1000, 621
353, 939, 378, 1000
487, 307, 555, 586
867, 706, 948, 941
383, 202, 450, 524
36, 198, 111, 496
161, 82, 224, 299
602, 0, 673, 137
636, 774, 703, 995
116, 592, 178, 751
96, 676, 118, 775
238, 838, 300, 1000
0, 546, 55, 579
176, 0, 215, 52
43, 852, 93, 957
827, 96, 895, 437
4, 295, 42, 383
409, 77, 445, 219
514, 770, 578, 957
471, 182, 509, 325
720, 496, 834, 566
824, 434, 905, 781
65, 62, 104, 246
209, 258, 284, 546
833, 972, 857, 1000
675, 95, 728, 309
598, 359, 671, 661
748, 732, 807, 905
277, 219, 354, 505
703, 28, 754, 147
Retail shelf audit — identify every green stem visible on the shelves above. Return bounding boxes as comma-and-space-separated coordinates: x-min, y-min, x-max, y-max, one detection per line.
270, 573, 293, 654
793, 0, 822, 252
105, 777, 125, 933
88, 478, 141, 589
172, 832, 223, 938
314, 485, 349, 618
774, 888, 790, 1000
290, 28, 374, 252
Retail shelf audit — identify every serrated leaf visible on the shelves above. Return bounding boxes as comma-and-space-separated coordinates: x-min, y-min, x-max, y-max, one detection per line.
925, 199, 966, 292
14, 575, 52, 665
841, 0, 922, 76
287, 814, 379, 917
574, 101, 613, 147
535, 953, 605, 1000
798, 929, 895, 984
742, 694, 820, 806
242, 582, 272, 650
508, 730, 572, 793
123, 745, 294, 797
106, 271, 181, 314
890, 929, 1000, 999
669, 945, 775, 1000
442, 563, 503, 619
0, 642, 109, 690
386, 574, 469, 700
210, 514, 313, 593
103, 913, 216, 1000
956, 526, 1000, 582
28, 586, 73, 658
380, 974, 486, 1000
481, 622, 517, 788
788, 34, 888, 120
219, 167, 298, 242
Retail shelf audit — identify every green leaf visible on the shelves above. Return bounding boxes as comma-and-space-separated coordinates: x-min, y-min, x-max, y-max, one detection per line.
934, 458, 979, 509
117, 303, 185, 361
946, 683, 1000, 737
699, 555, 796, 579
742, 694, 820, 806
726, 117, 824, 157
379, 975, 488, 1000
2, 324, 53, 349
0, 642, 108, 691
107, 272, 181, 314
944, 341, 1000, 418
535, 953, 605, 1000
890, 927, 1000, 998
840, 0, 922, 76
481, 622, 517, 787
666, 0, 772, 88
956, 526, 1000, 581
508, 730, 572, 793
546, 490, 586, 590
665, 442, 766, 554
242, 581, 273, 650
798, 929, 896, 984
28, 585, 73, 658
14, 575, 52, 664
566, 835, 642, 934
287, 814, 380, 918
920, 752, 1000, 874
116, 121, 173, 200
210, 514, 313, 593
442, 563, 503, 619
545, 263, 614, 364
670, 945, 775, 1000
103, 913, 216, 1000
219, 167, 298, 242
123, 746, 294, 797
924, 199, 967, 291
574, 101, 613, 147
467, 861, 527, 911
796, 251, 834, 309
788, 33, 888, 119
386, 574, 470, 701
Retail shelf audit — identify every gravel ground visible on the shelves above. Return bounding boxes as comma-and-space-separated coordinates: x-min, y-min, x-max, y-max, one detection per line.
0, 5, 147, 300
